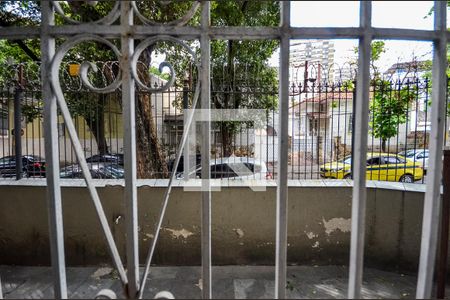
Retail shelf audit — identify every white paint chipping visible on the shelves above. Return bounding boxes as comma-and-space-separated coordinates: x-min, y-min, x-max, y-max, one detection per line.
196, 279, 203, 290
91, 267, 113, 279
322, 217, 351, 235
233, 228, 245, 238
305, 231, 318, 239
164, 228, 194, 239
312, 241, 320, 248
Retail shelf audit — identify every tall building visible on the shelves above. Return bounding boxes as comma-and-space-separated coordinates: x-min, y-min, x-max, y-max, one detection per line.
290, 40, 335, 83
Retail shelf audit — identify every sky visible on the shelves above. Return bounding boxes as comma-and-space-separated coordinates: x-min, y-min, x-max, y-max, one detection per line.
269, 1, 440, 71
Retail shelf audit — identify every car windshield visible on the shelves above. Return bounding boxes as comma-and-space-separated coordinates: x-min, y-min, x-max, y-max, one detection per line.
404, 150, 417, 157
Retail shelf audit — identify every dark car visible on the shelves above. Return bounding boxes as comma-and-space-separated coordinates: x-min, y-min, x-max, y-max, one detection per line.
0, 155, 46, 178
168, 154, 202, 174
99, 164, 124, 179
86, 153, 124, 166
60, 163, 108, 179
60, 163, 124, 179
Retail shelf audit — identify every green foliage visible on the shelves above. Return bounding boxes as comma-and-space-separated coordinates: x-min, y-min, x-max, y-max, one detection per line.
353, 41, 418, 149
149, 66, 170, 81
340, 80, 355, 92
369, 80, 418, 144
209, 1, 279, 146
353, 41, 386, 78
22, 101, 42, 123
424, 1, 450, 18
353, 40, 386, 63
0, 40, 32, 63
0, 1, 280, 156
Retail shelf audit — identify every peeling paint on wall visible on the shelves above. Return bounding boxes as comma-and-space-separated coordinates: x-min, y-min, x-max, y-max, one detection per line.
305, 231, 318, 239
196, 279, 203, 290
233, 228, 245, 238
312, 241, 320, 248
143, 233, 155, 241
164, 228, 194, 239
145, 233, 154, 239
91, 267, 113, 279
322, 217, 351, 235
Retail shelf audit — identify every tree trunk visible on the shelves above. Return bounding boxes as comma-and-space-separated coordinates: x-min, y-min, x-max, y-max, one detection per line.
221, 123, 234, 157
135, 92, 168, 178
135, 60, 168, 179
381, 139, 387, 152
85, 95, 108, 155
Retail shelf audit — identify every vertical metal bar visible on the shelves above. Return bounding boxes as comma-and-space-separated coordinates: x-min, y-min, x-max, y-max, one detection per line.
350, 88, 356, 179
183, 79, 190, 180
348, 2, 371, 299
201, 2, 212, 298
121, 2, 139, 298
41, 1, 68, 298
275, 2, 290, 299
437, 148, 450, 299
14, 82, 23, 180
416, 1, 447, 298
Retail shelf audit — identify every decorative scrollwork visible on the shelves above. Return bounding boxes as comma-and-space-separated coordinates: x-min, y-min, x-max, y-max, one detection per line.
51, 34, 122, 94
95, 289, 117, 299
51, 1, 120, 25
154, 291, 175, 299
131, 35, 198, 93
132, 1, 200, 26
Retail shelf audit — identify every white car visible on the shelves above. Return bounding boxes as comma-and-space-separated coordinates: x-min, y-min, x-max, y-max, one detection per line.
398, 149, 429, 170
176, 157, 273, 180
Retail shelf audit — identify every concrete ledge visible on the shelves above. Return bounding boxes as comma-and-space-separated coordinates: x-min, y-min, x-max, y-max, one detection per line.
0, 178, 429, 193
0, 179, 438, 272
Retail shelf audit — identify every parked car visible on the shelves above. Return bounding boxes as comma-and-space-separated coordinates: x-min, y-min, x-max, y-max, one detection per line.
60, 162, 124, 179
168, 154, 202, 173
319, 153, 424, 183
100, 164, 124, 179
86, 153, 124, 166
398, 149, 429, 170
176, 157, 273, 180
0, 155, 46, 178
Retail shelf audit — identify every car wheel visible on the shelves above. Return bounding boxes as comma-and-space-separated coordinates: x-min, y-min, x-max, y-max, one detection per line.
400, 174, 414, 183
344, 174, 352, 180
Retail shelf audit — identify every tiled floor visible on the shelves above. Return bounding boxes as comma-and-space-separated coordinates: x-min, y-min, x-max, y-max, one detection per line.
0, 265, 447, 299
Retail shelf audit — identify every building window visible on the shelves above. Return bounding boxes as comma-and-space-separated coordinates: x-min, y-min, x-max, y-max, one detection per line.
309, 118, 319, 136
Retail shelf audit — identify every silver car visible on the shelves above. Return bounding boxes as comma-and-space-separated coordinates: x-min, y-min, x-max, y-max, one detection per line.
398, 149, 429, 170
176, 157, 273, 180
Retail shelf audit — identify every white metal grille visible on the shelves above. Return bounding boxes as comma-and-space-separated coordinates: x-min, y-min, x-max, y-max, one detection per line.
0, 1, 448, 299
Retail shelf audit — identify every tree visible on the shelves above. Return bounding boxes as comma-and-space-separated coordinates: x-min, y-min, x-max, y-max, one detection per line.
210, 1, 279, 156
352, 41, 417, 152
369, 80, 417, 152
1, 1, 280, 175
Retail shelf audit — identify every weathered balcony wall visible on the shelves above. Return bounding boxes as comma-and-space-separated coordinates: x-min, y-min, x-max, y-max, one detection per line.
0, 180, 432, 272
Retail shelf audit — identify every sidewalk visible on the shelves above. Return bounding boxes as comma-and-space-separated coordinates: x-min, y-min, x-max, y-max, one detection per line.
2, 265, 445, 299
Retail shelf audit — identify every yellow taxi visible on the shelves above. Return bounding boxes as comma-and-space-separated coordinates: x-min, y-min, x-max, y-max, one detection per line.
319, 152, 424, 183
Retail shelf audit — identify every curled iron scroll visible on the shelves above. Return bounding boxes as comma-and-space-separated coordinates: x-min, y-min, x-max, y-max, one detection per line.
131, 35, 198, 92
51, 35, 122, 93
